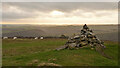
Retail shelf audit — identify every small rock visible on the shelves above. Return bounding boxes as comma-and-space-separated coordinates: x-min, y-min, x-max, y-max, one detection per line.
68, 43, 76, 49
32, 59, 39, 63
38, 62, 61, 66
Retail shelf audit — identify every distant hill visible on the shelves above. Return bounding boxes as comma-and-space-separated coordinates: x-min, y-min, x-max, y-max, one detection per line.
3, 29, 46, 37
96, 32, 118, 42
2, 24, 118, 41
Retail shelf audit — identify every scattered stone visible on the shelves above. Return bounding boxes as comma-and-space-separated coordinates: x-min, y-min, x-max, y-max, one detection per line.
68, 43, 76, 49
48, 58, 57, 62
32, 59, 39, 63
56, 45, 68, 51
38, 62, 61, 66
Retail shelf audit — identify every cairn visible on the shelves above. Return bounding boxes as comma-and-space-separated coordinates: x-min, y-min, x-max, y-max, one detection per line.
56, 24, 106, 50
56, 24, 112, 59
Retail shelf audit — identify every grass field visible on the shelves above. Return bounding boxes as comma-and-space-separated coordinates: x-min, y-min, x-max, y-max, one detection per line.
2, 39, 118, 66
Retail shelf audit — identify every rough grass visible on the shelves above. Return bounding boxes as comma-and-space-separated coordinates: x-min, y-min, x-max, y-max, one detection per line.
2, 39, 118, 66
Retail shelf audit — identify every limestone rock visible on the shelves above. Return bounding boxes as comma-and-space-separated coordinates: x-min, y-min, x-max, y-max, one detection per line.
56, 24, 106, 51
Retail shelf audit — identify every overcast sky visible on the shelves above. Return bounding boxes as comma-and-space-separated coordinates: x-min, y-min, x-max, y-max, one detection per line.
2, 2, 118, 25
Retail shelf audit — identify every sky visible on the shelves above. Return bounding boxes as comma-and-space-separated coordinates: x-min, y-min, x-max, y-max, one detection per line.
2, 2, 118, 25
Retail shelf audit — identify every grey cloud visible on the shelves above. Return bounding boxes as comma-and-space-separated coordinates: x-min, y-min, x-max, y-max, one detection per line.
2, 11, 38, 20
3, 2, 118, 12
2, 2, 118, 20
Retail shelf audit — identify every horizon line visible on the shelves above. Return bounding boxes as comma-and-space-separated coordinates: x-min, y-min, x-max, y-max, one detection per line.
1, 23, 119, 26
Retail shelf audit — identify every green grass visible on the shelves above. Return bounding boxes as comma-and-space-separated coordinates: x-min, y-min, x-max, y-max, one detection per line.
2, 39, 118, 66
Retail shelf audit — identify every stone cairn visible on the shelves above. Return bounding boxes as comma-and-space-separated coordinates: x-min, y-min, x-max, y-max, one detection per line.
56, 24, 112, 59
56, 24, 106, 51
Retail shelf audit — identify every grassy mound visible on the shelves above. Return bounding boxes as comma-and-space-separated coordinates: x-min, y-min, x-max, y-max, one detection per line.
2, 39, 118, 66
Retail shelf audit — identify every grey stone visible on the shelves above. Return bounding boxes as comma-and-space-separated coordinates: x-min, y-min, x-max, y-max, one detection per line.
68, 43, 77, 49
56, 24, 106, 51
56, 45, 68, 51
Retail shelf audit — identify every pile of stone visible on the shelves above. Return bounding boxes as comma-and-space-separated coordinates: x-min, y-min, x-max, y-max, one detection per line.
56, 24, 106, 51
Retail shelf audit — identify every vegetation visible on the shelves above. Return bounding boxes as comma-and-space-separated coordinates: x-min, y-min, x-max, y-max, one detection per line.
2, 39, 118, 66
